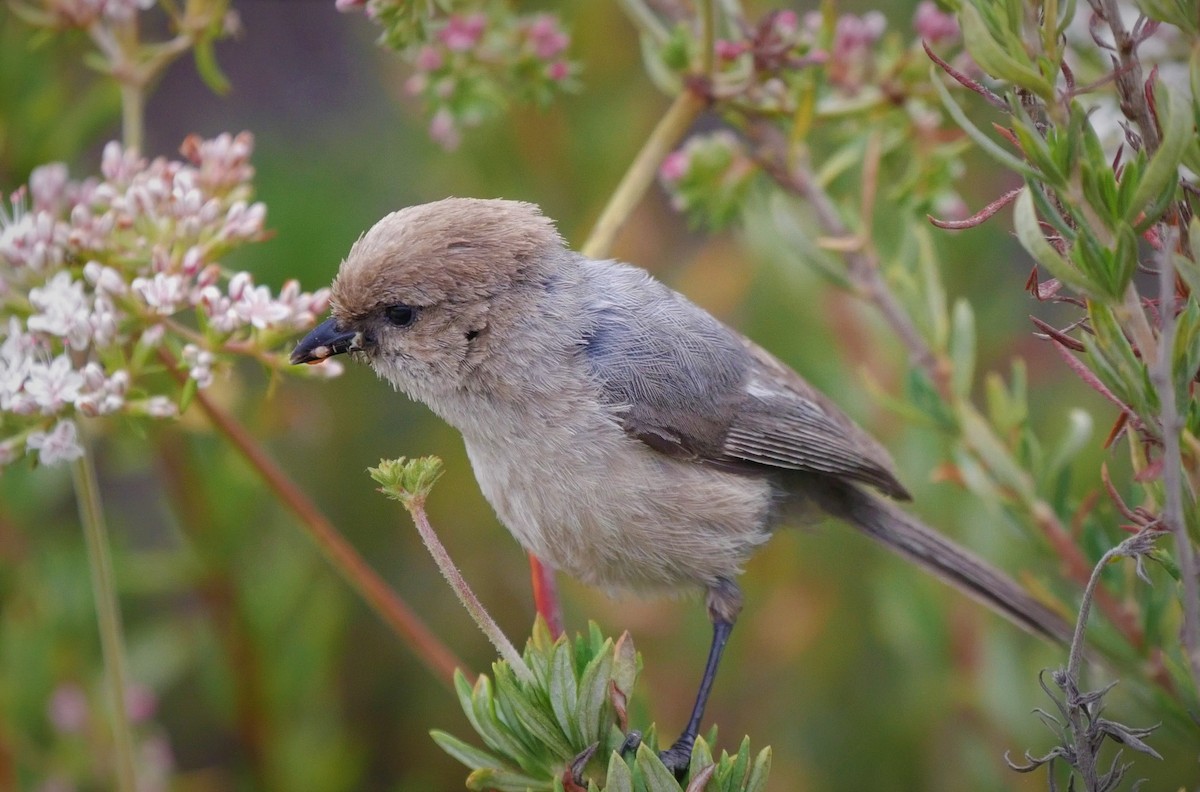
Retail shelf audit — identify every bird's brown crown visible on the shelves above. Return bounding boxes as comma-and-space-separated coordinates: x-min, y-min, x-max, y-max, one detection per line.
330, 197, 564, 321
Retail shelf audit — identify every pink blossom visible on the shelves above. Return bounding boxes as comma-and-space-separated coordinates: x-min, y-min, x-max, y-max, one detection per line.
47, 683, 89, 733
914, 1, 959, 43
546, 60, 570, 82
28, 272, 92, 350
660, 151, 690, 183
125, 683, 159, 722
26, 419, 84, 466
773, 9, 800, 37
334, 0, 366, 11
181, 132, 256, 191
429, 108, 462, 151
439, 13, 487, 52
30, 164, 70, 212
182, 344, 215, 388
715, 39, 748, 60
25, 355, 84, 414
132, 272, 187, 315
414, 45, 444, 72
235, 284, 292, 329
526, 14, 569, 60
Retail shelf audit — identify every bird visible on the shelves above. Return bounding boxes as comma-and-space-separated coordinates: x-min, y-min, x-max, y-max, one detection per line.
291, 197, 1069, 772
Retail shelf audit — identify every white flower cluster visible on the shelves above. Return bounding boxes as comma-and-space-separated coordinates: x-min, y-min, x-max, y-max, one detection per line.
1, 133, 339, 468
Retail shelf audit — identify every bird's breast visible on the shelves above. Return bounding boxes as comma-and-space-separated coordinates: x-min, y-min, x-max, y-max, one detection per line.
460, 408, 776, 597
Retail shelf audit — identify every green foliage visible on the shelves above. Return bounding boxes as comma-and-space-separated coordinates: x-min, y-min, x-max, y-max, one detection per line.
370, 455, 446, 510
433, 619, 771, 791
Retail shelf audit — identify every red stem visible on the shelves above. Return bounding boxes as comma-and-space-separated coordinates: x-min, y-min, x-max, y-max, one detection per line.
528, 553, 564, 637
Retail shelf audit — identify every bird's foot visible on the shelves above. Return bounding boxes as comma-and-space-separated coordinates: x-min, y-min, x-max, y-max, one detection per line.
658, 735, 694, 776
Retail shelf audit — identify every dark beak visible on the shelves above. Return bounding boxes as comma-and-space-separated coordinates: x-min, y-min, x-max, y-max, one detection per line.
291, 317, 359, 365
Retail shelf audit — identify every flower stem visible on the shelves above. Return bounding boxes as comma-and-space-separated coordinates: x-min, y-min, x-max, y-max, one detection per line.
71, 446, 138, 792
405, 495, 534, 684
582, 88, 706, 259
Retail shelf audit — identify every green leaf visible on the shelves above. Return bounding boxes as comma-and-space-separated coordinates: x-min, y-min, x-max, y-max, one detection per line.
1043, 409, 1093, 480
494, 663, 575, 759
549, 639, 582, 745
466, 673, 530, 764
193, 35, 231, 96
431, 729, 506, 772
1172, 297, 1200, 404
1129, 78, 1191, 222
577, 640, 615, 740
634, 744, 682, 792
466, 767, 555, 792
744, 748, 772, 792
604, 751, 635, 792
931, 67, 1041, 180
1013, 186, 1097, 296
960, 3, 1055, 100
949, 298, 976, 399
369, 456, 445, 509
688, 736, 715, 782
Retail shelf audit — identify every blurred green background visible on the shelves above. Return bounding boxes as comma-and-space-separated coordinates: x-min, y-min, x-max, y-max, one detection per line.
1, 2, 1194, 790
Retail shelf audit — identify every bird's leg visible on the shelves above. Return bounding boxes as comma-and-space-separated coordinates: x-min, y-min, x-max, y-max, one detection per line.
659, 578, 742, 774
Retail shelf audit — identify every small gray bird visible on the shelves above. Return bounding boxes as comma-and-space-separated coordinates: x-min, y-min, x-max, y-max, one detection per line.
292, 197, 1068, 771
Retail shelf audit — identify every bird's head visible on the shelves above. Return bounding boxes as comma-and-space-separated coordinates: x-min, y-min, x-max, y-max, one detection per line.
291, 197, 564, 393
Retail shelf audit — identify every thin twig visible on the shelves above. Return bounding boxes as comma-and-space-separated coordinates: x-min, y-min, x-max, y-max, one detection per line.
406, 494, 535, 684
72, 446, 138, 792
1152, 228, 1200, 685
582, 89, 706, 259
749, 122, 945, 391
1089, 0, 1161, 153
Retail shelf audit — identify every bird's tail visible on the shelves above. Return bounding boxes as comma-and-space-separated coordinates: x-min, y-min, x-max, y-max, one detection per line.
815, 481, 1073, 645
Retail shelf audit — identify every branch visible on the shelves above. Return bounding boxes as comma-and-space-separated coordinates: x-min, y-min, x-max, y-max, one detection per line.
1151, 229, 1200, 686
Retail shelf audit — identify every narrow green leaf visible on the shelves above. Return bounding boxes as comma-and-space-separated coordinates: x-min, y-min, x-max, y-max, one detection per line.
931, 68, 1041, 180
577, 640, 615, 739
193, 35, 231, 96
1044, 409, 1094, 480
494, 663, 574, 758
467, 673, 530, 765
635, 744, 682, 792
962, 407, 1035, 499
605, 751, 635, 792
688, 736, 715, 782
727, 737, 751, 788
549, 640, 582, 745
1011, 121, 1065, 186
960, 3, 1055, 100
1013, 186, 1097, 296
466, 767, 554, 792
431, 729, 506, 772
949, 298, 976, 399
1128, 79, 1191, 218
1173, 298, 1200, 404
744, 748, 772, 792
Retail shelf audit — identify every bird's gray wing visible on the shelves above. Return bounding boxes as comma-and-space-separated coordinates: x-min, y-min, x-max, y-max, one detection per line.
578, 263, 909, 499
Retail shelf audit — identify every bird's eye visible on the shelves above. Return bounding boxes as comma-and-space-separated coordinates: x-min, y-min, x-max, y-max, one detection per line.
384, 304, 418, 327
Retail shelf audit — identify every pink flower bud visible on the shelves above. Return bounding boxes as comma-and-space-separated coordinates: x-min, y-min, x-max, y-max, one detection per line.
439, 13, 487, 52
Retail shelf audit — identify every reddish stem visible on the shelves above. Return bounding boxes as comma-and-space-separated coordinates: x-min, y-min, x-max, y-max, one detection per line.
529, 553, 564, 637
161, 351, 465, 685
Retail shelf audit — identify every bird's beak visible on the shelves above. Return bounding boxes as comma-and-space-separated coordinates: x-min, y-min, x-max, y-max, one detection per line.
291, 317, 359, 365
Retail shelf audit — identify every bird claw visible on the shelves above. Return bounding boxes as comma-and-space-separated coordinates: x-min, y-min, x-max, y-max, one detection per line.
658, 737, 694, 776
618, 730, 642, 757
